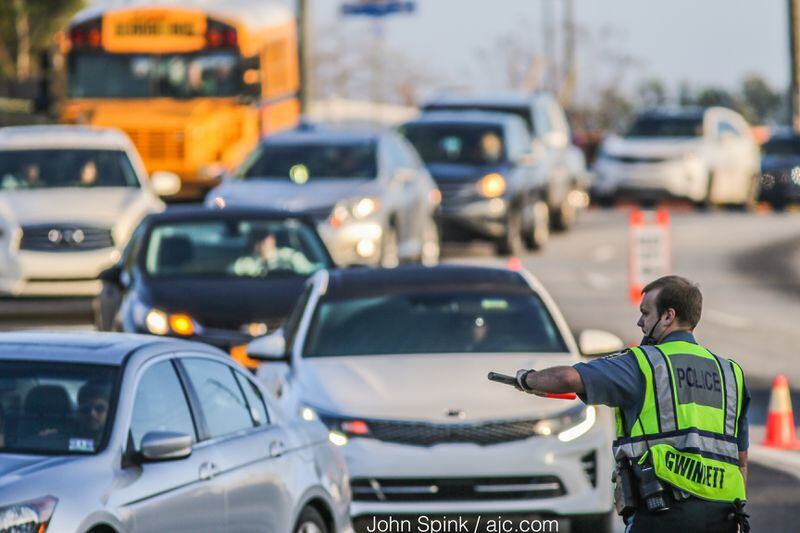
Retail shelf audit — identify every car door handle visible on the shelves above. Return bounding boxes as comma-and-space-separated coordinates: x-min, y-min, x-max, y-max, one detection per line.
199, 461, 220, 481
269, 440, 286, 458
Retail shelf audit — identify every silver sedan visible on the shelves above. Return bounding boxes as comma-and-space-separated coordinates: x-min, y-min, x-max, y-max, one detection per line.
0, 332, 352, 533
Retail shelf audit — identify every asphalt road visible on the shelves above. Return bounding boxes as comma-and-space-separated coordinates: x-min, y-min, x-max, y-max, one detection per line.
2, 206, 799, 530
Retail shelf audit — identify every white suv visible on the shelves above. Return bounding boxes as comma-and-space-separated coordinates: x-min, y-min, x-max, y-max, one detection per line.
0, 126, 176, 296
592, 107, 760, 206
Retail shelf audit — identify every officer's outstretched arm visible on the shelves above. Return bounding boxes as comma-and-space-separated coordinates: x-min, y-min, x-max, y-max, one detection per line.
517, 366, 585, 395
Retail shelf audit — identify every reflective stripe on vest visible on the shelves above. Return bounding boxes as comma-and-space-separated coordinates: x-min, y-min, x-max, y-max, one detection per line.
612, 340, 746, 501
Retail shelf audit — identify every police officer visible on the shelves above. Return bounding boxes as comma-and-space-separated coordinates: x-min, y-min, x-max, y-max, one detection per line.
514, 275, 750, 532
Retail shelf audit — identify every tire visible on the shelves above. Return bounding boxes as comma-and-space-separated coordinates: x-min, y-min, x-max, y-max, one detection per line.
739, 174, 760, 212
696, 173, 716, 210
495, 205, 525, 256
551, 192, 576, 231
524, 199, 550, 251
379, 225, 400, 268
420, 217, 440, 266
294, 506, 328, 533
570, 510, 614, 533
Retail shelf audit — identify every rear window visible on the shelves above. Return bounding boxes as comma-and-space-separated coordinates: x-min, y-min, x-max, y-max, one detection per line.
238, 142, 378, 181
0, 361, 118, 455
423, 103, 534, 133
625, 115, 703, 138
303, 291, 568, 357
763, 137, 800, 156
401, 123, 508, 165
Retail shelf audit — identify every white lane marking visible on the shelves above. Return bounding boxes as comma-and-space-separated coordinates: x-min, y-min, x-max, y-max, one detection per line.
592, 244, 617, 263
704, 309, 751, 329
584, 271, 613, 290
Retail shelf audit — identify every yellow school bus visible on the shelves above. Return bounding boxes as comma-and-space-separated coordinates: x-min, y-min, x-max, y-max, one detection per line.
60, 1, 300, 197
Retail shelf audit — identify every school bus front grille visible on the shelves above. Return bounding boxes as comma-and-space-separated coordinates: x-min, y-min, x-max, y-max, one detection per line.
124, 129, 185, 160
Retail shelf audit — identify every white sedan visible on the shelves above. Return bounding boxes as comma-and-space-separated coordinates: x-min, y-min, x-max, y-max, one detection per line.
248, 264, 625, 532
0, 125, 178, 296
592, 107, 760, 206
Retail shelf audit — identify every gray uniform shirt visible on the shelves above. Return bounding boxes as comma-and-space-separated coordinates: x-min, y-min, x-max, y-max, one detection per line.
573, 331, 749, 451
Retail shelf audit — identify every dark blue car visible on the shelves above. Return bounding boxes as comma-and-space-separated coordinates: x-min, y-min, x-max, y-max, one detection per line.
760, 130, 800, 208
400, 112, 549, 255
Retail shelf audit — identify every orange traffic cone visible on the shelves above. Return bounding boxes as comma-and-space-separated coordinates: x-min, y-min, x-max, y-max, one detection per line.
761, 375, 800, 449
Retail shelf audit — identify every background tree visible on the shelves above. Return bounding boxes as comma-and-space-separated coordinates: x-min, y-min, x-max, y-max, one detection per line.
0, 0, 84, 80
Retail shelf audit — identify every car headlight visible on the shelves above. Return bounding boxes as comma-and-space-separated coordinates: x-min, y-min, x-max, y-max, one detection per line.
0, 496, 57, 533
329, 197, 381, 228
476, 173, 506, 198
132, 298, 200, 336
528, 405, 596, 441
310, 407, 371, 446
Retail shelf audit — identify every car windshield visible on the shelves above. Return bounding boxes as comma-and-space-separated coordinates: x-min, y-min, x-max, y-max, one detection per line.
0, 149, 140, 191
303, 291, 568, 357
625, 115, 703, 138
0, 361, 118, 455
145, 218, 330, 278
401, 123, 508, 165
68, 52, 241, 98
763, 138, 800, 156
237, 141, 378, 181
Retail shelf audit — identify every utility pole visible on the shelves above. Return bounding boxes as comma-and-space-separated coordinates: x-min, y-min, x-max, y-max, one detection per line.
297, 0, 313, 114
559, 0, 576, 106
790, 0, 800, 130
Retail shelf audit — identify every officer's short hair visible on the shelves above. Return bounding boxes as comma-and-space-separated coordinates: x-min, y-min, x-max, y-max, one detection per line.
642, 275, 702, 328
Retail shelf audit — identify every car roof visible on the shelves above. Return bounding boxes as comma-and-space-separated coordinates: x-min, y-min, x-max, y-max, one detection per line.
0, 125, 134, 151
324, 264, 531, 299
260, 126, 386, 146
143, 205, 319, 225
423, 93, 544, 108
636, 107, 706, 120
405, 111, 520, 128
0, 332, 214, 365
766, 128, 800, 141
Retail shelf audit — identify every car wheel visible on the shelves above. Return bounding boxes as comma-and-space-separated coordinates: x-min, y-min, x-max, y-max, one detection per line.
551, 192, 576, 231
696, 173, 716, 210
496, 205, 525, 256
294, 506, 328, 533
740, 173, 760, 211
524, 200, 550, 250
570, 510, 614, 533
420, 217, 440, 266
380, 225, 400, 268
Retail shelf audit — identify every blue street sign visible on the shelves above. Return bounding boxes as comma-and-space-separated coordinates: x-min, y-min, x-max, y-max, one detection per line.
341, 1, 416, 17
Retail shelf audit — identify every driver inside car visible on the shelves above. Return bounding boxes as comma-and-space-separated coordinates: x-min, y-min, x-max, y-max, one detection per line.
232, 230, 316, 277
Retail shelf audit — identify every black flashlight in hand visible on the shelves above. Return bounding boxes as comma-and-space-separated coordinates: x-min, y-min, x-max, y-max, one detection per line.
487, 372, 577, 400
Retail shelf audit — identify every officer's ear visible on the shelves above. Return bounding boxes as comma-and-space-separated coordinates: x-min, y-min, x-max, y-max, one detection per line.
662, 307, 677, 325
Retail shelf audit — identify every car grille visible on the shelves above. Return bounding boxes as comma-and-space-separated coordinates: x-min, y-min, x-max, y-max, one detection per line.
359, 417, 548, 447
20, 224, 114, 252
124, 128, 185, 160
435, 181, 472, 205
351, 476, 565, 502
581, 451, 598, 487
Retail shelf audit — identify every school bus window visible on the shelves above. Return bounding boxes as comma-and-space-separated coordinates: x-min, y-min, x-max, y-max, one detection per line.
68, 52, 241, 98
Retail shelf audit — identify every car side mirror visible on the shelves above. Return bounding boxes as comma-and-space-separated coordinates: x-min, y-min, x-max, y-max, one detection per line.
150, 171, 182, 197
140, 431, 193, 461
578, 329, 626, 357
99, 265, 122, 285
247, 329, 288, 361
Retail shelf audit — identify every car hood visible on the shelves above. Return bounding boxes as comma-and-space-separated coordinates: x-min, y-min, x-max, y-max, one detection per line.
0, 188, 144, 227
209, 179, 379, 212
297, 352, 581, 422
143, 276, 308, 326
425, 162, 510, 183
0, 454, 81, 487
602, 136, 704, 159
